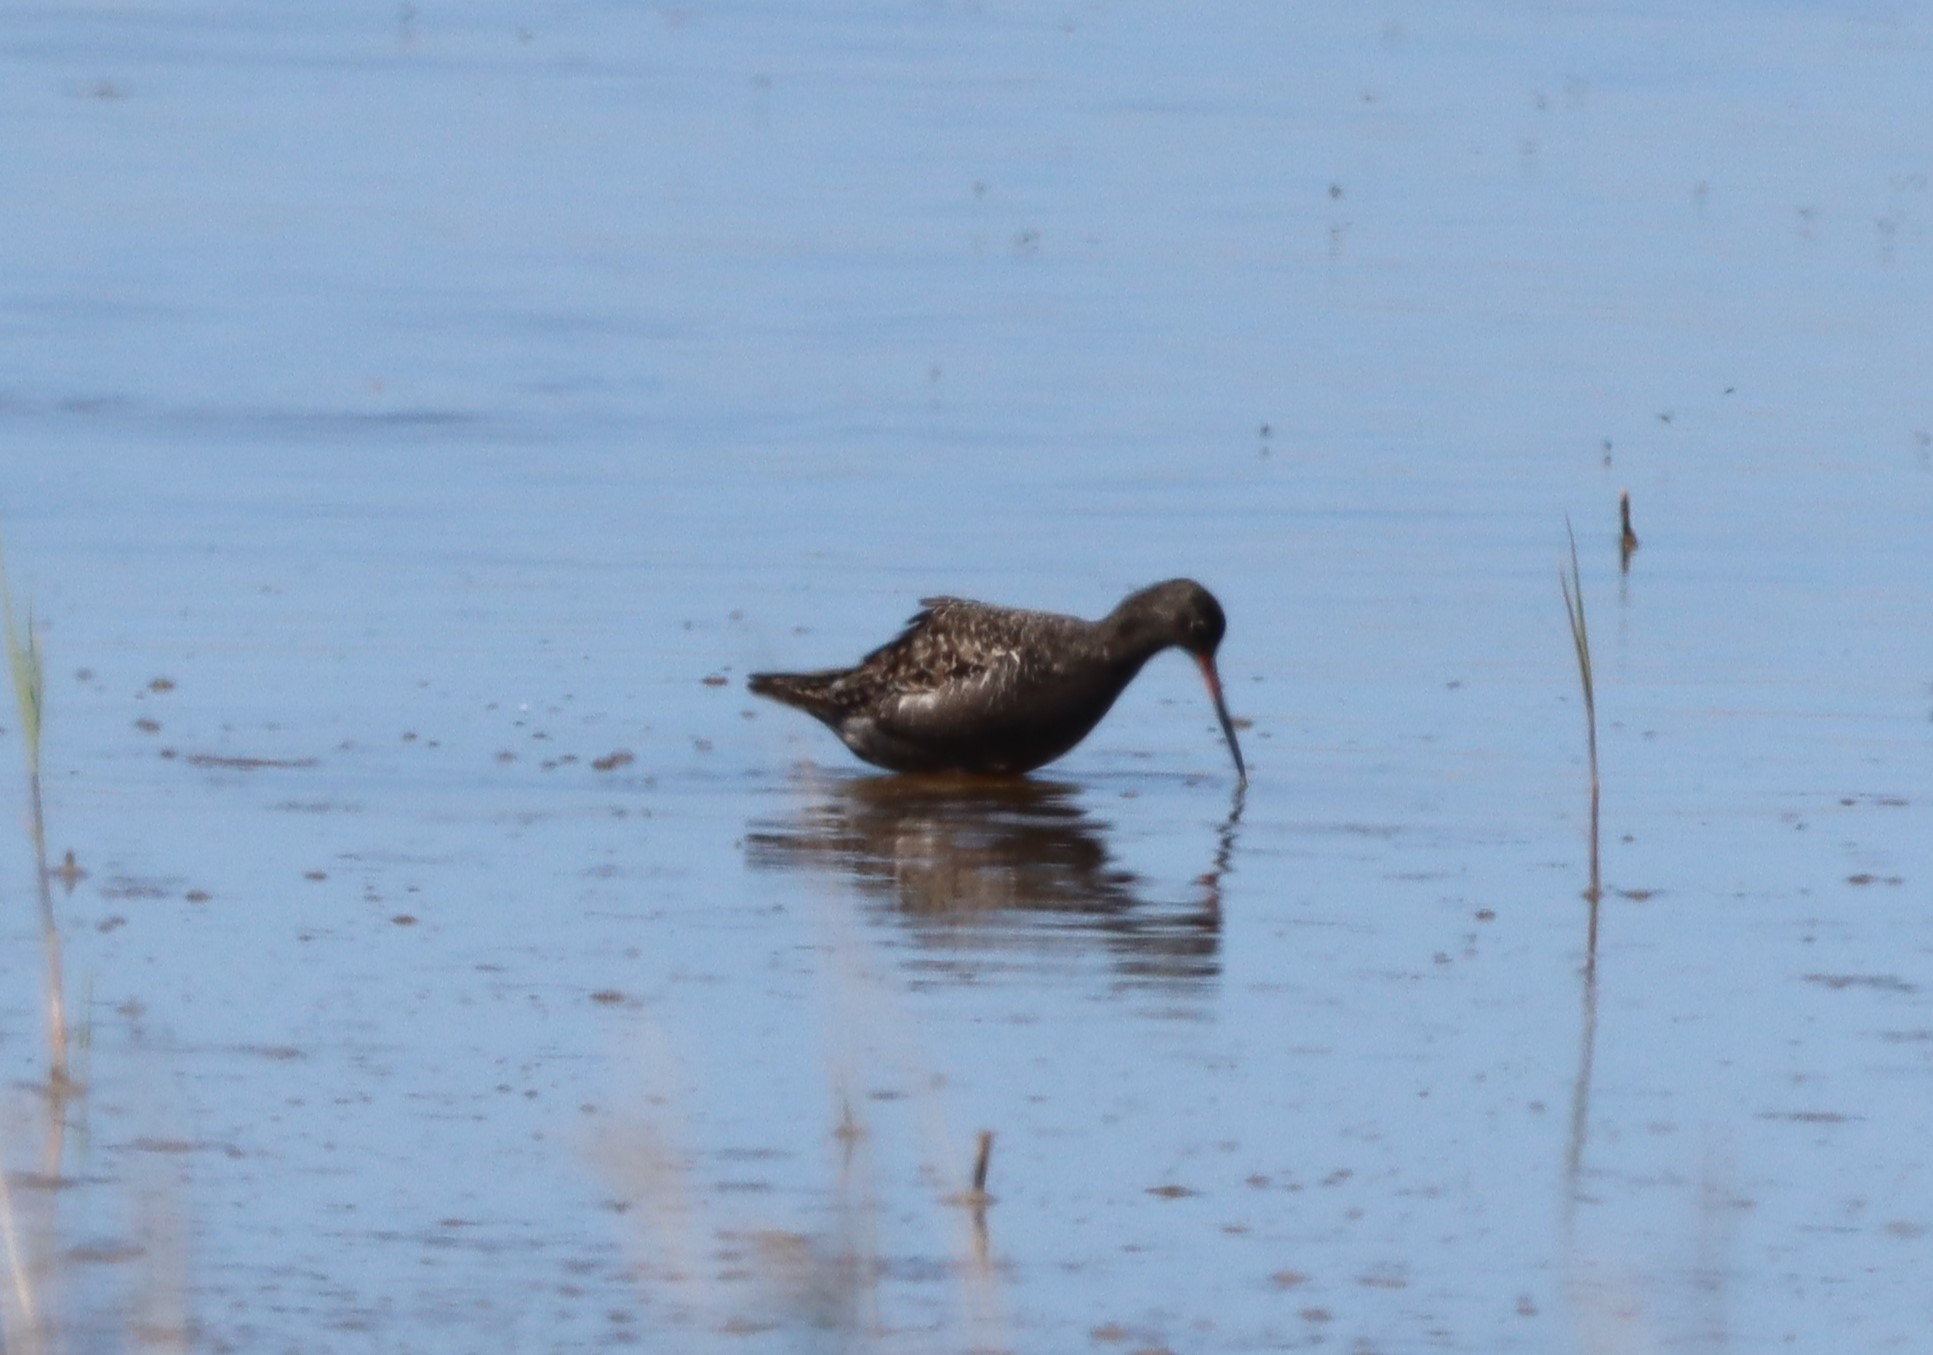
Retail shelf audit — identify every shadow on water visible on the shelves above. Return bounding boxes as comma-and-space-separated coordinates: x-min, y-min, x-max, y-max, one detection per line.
745, 774, 1241, 986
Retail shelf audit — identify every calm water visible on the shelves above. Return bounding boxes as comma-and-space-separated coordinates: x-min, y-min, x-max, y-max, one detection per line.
3, 2, 1931, 1351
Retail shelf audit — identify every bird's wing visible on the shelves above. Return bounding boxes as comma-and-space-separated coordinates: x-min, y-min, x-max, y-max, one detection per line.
848, 598, 1007, 696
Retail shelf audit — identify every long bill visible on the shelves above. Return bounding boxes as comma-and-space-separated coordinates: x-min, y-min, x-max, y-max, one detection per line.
1194, 653, 1247, 786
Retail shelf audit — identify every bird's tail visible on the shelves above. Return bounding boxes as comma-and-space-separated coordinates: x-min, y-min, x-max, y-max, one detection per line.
747, 670, 847, 724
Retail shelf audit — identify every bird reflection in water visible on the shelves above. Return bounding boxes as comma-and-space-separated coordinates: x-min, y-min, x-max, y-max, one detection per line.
746, 775, 1242, 986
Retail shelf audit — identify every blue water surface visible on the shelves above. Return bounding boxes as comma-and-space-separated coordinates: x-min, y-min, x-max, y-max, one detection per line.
2, 1, 1930, 1350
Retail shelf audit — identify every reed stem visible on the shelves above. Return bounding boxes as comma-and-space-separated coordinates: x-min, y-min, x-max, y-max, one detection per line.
1560, 521, 1602, 911
2, 546, 68, 1087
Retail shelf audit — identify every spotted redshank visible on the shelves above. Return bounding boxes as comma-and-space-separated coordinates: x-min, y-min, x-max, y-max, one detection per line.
748, 579, 1246, 782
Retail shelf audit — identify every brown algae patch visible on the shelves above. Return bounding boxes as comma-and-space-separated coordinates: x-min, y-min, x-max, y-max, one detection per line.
183, 753, 320, 770
1804, 973, 1919, 994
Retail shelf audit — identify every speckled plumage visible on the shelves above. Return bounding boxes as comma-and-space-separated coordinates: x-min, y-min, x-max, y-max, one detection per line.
749, 579, 1245, 780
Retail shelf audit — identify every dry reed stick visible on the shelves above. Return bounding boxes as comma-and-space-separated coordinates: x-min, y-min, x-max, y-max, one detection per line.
1618, 490, 1639, 573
